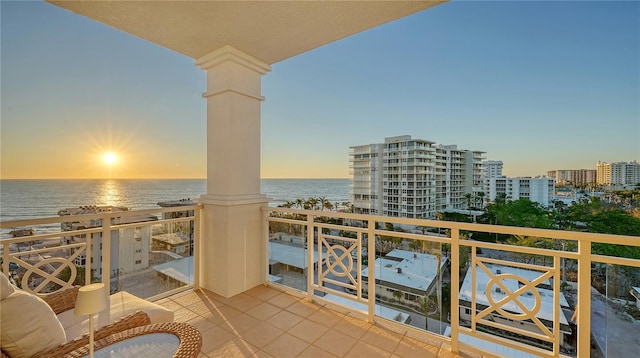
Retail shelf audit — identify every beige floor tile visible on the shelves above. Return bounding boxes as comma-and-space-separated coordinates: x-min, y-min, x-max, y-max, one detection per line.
346, 341, 393, 357
186, 315, 217, 333
187, 300, 225, 316
333, 315, 374, 339
268, 292, 300, 309
307, 308, 344, 328
155, 298, 183, 311
200, 289, 234, 305
393, 336, 440, 358
219, 313, 261, 335
313, 328, 358, 357
239, 322, 284, 348
171, 291, 205, 307
244, 285, 282, 301
200, 326, 236, 354
262, 332, 310, 358
225, 293, 262, 311
264, 309, 304, 331
299, 345, 338, 358
206, 338, 259, 358
284, 299, 320, 318
204, 304, 243, 325
360, 325, 403, 353
438, 343, 482, 358
289, 319, 330, 343
251, 350, 276, 358
245, 301, 281, 321
174, 307, 201, 322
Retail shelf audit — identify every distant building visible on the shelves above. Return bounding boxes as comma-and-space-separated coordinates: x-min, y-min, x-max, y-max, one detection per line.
459, 263, 572, 349
482, 160, 504, 180
58, 205, 158, 281
596, 161, 640, 188
350, 135, 484, 219
547, 169, 596, 187
362, 249, 448, 304
486, 176, 555, 207
157, 199, 197, 255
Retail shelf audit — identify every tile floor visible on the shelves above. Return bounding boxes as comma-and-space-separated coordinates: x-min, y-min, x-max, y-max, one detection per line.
157, 285, 480, 358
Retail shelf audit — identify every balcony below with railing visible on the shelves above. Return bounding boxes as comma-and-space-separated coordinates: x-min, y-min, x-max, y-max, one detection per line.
1, 206, 639, 357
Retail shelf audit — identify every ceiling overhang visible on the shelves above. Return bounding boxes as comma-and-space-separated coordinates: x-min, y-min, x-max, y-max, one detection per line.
48, 1, 446, 64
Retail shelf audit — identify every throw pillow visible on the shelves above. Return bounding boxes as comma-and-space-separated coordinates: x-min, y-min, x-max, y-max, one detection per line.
0, 283, 67, 358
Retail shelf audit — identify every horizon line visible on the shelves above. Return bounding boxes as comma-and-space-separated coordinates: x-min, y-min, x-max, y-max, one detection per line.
0, 177, 352, 180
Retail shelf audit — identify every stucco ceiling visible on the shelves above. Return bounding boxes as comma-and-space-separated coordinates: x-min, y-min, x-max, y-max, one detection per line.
48, 1, 445, 64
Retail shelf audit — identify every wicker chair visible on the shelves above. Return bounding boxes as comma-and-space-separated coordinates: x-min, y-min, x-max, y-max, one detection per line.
1, 287, 152, 358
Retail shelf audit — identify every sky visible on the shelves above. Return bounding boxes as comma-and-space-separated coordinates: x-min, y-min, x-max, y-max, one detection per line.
1, 0, 638, 179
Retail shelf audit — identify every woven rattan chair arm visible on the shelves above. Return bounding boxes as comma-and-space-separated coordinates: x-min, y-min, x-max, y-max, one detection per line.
30, 311, 151, 358
41, 287, 80, 315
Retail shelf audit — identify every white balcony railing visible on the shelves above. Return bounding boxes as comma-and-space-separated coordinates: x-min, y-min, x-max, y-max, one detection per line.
3, 205, 638, 357
263, 207, 640, 358
1, 205, 201, 300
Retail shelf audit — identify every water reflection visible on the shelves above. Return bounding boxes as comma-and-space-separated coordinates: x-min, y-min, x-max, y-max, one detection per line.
97, 179, 122, 206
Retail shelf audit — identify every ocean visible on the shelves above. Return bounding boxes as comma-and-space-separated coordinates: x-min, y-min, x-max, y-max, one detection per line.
0, 178, 351, 222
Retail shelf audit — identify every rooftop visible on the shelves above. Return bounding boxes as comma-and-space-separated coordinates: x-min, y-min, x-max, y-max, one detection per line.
363, 249, 446, 293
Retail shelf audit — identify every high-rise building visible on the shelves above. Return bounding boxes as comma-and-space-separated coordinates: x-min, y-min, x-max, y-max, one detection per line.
596, 161, 640, 187
350, 135, 484, 219
483, 160, 504, 179
547, 169, 596, 186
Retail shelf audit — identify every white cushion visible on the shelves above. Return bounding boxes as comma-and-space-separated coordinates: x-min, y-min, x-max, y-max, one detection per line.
59, 291, 174, 341
0, 288, 67, 358
0, 272, 15, 299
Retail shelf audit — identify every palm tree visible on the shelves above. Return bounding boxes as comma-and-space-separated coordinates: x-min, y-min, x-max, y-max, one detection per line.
323, 200, 334, 211
464, 193, 473, 210
307, 197, 319, 210
280, 201, 295, 209
295, 198, 304, 209
476, 192, 485, 208
393, 289, 403, 303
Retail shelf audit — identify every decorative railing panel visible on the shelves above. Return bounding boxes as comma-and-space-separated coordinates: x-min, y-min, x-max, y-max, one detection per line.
1, 205, 201, 300
263, 207, 640, 358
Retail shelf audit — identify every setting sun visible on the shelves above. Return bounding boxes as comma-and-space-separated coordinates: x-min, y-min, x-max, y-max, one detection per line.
103, 152, 118, 165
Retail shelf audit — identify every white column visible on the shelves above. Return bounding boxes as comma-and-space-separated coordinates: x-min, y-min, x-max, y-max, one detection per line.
196, 46, 271, 297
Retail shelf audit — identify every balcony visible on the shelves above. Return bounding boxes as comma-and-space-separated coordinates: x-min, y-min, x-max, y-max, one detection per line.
3, 206, 638, 357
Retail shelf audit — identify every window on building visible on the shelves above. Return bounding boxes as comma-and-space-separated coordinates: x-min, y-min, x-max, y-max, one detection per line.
135, 260, 142, 265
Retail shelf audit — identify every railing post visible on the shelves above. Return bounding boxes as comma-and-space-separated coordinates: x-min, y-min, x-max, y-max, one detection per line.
2, 242, 9, 275
194, 207, 201, 290
307, 213, 314, 301
577, 240, 591, 357
85, 234, 92, 286
101, 214, 111, 293
450, 227, 460, 353
367, 219, 376, 323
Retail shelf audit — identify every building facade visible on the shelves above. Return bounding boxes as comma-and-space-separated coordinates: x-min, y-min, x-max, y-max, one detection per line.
547, 169, 597, 187
596, 161, 640, 187
58, 205, 157, 281
350, 135, 484, 219
486, 177, 555, 207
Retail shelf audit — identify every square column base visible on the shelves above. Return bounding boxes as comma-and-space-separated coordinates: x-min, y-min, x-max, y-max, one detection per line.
198, 197, 268, 297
